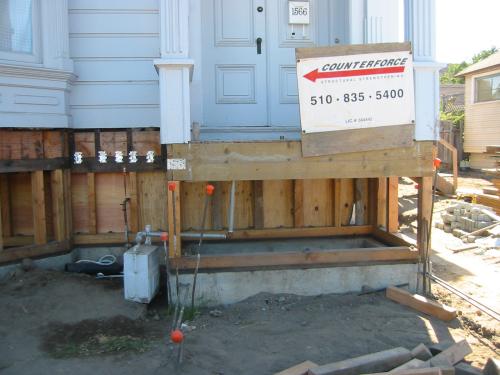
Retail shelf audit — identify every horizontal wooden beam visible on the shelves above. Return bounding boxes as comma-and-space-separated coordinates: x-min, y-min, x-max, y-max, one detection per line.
172, 246, 418, 271
71, 157, 165, 173
372, 227, 413, 247
73, 233, 137, 245
170, 141, 434, 181
0, 158, 69, 173
0, 240, 70, 265
3, 236, 33, 247
226, 225, 373, 240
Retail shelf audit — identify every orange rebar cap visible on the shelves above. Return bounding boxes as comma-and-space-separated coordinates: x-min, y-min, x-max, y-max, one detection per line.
168, 182, 176, 191
206, 184, 215, 196
160, 232, 168, 242
433, 158, 442, 168
414, 184, 420, 190
170, 329, 184, 343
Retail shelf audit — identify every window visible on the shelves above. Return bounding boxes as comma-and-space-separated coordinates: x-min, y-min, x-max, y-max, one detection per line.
0, 0, 39, 63
475, 73, 500, 103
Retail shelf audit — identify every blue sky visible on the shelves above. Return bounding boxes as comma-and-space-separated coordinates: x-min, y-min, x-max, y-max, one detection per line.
435, 0, 500, 63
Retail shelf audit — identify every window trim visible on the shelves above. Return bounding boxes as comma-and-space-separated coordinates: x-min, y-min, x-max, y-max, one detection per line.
0, 0, 41, 65
474, 71, 500, 104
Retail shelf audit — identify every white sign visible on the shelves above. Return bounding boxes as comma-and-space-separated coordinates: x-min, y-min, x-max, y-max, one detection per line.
297, 50, 415, 133
289, 1, 310, 24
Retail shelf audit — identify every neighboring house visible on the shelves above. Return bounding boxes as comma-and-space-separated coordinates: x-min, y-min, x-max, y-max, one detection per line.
456, 52, 500, 169
440, 83, 465, 112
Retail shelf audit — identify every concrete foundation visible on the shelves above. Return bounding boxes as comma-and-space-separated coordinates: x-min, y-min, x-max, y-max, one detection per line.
171, 263, 418, 307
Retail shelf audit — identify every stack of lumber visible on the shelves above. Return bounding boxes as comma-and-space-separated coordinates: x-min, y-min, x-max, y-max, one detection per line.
477, 146, 500, 214
275, 340, 497, 375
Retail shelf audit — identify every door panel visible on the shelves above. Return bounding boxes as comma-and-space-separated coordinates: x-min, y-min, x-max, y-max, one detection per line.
202, 0, 267, 127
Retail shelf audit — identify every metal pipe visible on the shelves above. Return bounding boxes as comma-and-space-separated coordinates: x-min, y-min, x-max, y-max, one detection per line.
181, 232, 227, 239
228, 180, 236, 233
427, 273, 500, 321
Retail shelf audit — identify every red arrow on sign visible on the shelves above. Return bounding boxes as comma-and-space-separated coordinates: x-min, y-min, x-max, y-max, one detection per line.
303, 66, 405, 82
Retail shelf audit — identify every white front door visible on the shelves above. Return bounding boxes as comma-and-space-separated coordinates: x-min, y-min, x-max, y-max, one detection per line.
201, 0, 347, 130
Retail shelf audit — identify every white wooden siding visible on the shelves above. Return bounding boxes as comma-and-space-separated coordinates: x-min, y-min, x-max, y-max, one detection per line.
68, 0, 160, 128
463, 68, 500, 160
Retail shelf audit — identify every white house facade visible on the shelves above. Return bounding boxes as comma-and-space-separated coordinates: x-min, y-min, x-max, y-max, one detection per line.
0, 0, 441, 144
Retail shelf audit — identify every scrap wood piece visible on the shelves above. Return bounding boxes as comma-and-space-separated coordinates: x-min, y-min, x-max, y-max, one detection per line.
483, 358, 499, 375
429, 340, 472, 367
386, 286, 457, 321
275, 360, 318, 375
367, 367, 454, 375
389, 359, 429, 373
308, 347, 412, 375
410, 344, 433, 361
454, 363, 482, 375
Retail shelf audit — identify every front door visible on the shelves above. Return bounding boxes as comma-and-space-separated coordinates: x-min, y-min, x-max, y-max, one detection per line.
201, 0, 347, 130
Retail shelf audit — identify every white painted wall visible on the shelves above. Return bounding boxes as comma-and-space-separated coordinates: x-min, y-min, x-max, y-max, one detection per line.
68, 0, 160, 129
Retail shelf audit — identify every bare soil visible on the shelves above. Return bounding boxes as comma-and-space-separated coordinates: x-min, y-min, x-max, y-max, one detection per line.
0, 266, 498, 375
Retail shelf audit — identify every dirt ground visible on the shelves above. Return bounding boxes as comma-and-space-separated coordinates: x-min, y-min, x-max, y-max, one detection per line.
0, 268, 497, 375
0, 170, 498, 375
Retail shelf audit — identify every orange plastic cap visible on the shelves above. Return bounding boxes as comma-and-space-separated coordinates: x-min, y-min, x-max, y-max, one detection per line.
160, 232, 168, 242
170, 329, 184, 343
168, 182, 176, 192
206, 184, 215, 196
433, 158, 442, 168
414, 184, 420, 190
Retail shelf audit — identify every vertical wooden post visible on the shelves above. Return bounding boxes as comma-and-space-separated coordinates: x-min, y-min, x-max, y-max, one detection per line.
127, 172, 139, 232
253, 181, 264, 229
167, 181, 181, 258
87, 172, 97, 234
355, 178, 369, 225
31, 171, 47, 245
417, 176, 433, 257
63, 170, 72, 241
50, 169, 66, 242
377, 177, 388, 229
333, 179, 342, 227
293, 180, 304, 228
0, 178, 3, 251
387, 176, 399, 233
0, 175, 11, 246
339, 179, 355, 225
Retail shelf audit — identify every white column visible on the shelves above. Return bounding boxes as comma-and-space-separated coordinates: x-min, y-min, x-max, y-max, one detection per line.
40, 0, 73, 72
405, 0, 443, 141
348, 0, 365, 44
365, 0, 399, 43
155, 0, 193, 144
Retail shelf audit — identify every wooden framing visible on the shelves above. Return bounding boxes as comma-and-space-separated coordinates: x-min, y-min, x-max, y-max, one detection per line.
0, 129, 433, 274
170, 141, 434, 181
171, 246, 418, 271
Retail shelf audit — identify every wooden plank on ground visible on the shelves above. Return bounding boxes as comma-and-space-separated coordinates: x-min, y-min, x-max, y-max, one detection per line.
170, 141, 434, 181
388, 177, 399, 232
386, 286, 457, 321
50, 170, 66, 242
308, 347, 413, 375
429, 340, 472, 367
263, 180, 294, 228
31, 171, 47, 245
173, 247, 418, 271
274, 360, 318, 375
87, 172, 97, 234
